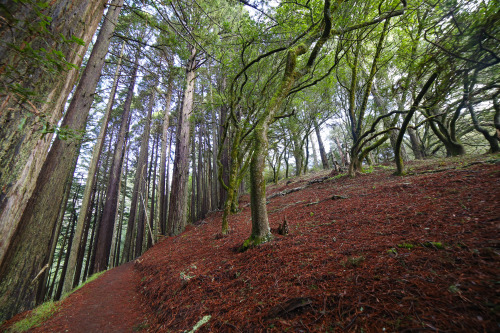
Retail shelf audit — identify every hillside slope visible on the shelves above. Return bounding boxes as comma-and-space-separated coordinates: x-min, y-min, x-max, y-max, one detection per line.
136, 156, 500, 332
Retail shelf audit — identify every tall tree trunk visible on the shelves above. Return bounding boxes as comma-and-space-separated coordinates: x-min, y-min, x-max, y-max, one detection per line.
148, 135, 159, 248
0, 1, 123, 316
63, 40, 124, 293
94, 57, 139, 271
191, 127, 197, 224
54, 194, 78, 301
113, 149, 129, 267
158, 67, 174, 235
109, 143, 128, 268
0, 2, 106, 278
129, 90, 155, 261
36, 151, 79, 305
168, 47, 197, 235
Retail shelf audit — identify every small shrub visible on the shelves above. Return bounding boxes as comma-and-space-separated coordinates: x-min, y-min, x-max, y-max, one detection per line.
341, 256, 365, 268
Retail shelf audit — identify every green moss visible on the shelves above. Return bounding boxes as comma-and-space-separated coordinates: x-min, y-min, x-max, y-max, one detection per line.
397, 242, 415, 250
9, 301, 60, 332
239, 233, 273, 252
422, 241, 445, 249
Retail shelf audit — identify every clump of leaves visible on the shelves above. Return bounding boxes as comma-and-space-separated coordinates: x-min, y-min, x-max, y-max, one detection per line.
341, 256, 365, 268
9, 301, 60, 332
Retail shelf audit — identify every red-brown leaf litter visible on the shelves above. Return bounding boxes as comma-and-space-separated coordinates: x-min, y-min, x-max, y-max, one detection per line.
3, 156, 499, 332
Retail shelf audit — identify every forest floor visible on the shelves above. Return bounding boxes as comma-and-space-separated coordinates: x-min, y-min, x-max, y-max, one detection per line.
2, 154, 499, 332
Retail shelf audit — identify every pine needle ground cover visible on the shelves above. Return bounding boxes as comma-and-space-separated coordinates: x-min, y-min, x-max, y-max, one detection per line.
136, 156, 500, 332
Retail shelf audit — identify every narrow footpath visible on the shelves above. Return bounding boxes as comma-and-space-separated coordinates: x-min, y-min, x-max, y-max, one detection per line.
33, 262, 146, 332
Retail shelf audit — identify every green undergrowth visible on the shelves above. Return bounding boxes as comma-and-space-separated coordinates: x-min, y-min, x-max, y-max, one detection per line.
7, 270, 107, 332
8, 301, 60, 333
395, 241, 446, 252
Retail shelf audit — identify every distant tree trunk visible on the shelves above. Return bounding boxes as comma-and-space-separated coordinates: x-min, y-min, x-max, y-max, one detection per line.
48, 218, 71, 300
191, 127, 197, 224
54, 193, 78, 301
396, 73, 438, 175
304, 135, 310, 174
158, 67, 174, 235
96, 56, 139, 268
465, 72, 499, 153
109, 144, 128, 267
129, 90, 155, 260
164, 132, 173, 232
0, 2, 106, 280
113, 149, 129, 267
408, 127, 425, 159
147, 135, 159, 249
314, 120, 329, 169
168, 47, 197, 235
218, 105, 230, 210
36, 151, 79, 304
334, 137, 347, 167
72, 178, 97, 288
63, 40, 125, 294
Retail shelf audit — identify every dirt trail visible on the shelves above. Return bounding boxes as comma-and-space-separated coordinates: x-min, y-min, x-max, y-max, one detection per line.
32, 262, 146, 332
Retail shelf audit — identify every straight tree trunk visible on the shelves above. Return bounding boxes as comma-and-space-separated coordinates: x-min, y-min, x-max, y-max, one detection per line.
0, 1, 123, 317
168, 47, 197, 235
148, 135, 159, 248
109, 143, 128, 267
94, 56, 140, 272
63, 40, 125, 294
158, 68, 174, 235
113, 149, 129, 267
54, 194, 78, 301
129, 90, 155, 261
0, 2, 106, 277
36, 151, 79, 305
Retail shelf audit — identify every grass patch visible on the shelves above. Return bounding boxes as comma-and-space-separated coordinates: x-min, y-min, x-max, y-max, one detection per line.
422, 241, 445, 249
8, 301, 60, 332
62, 270, 106, 299
397, 242, 416, 250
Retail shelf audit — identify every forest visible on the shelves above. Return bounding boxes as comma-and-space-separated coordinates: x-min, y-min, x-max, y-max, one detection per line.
0, 0, 499, 331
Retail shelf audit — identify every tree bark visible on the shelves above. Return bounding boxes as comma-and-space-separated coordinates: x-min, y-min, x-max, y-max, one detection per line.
94, 57, 139, 271
128, 90, 155, 261
0, 0, 106, 288
396, 73, 438, 175
158, 67, 174, 235
168, 47, 197, 235
314, 120, 329, 169
63, 39, 125, 294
